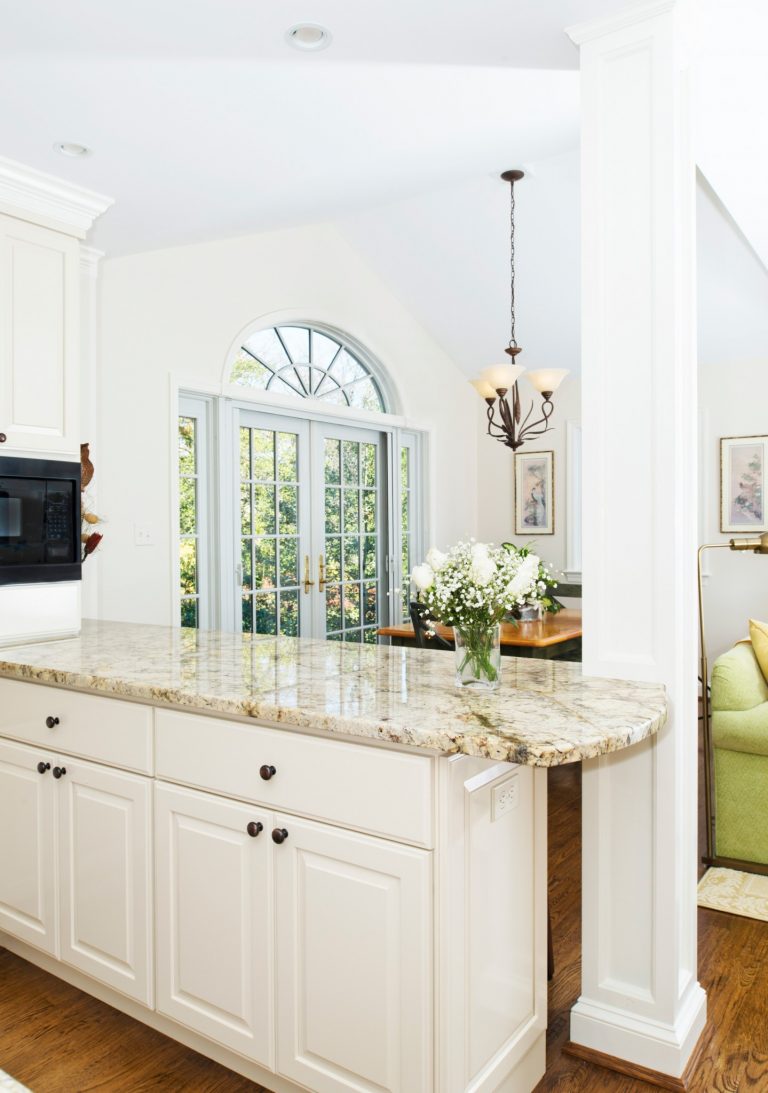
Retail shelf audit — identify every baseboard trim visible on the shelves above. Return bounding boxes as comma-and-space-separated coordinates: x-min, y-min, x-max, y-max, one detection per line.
563, 1032, 709, 1092
702, 854, 768, 877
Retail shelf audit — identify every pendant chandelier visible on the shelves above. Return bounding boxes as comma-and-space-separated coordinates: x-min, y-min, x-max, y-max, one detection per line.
470, 169, 568, 451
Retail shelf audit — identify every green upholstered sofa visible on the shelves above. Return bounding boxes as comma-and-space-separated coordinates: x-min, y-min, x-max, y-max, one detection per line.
711, 640, 768, 865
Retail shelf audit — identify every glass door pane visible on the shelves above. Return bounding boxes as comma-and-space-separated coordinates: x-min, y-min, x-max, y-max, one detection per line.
238, 412, 311, 637
313, 423, 388, 644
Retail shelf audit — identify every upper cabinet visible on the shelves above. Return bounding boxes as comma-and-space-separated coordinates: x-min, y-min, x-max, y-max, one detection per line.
0, 156, 113, 460
0, 215, 79, 455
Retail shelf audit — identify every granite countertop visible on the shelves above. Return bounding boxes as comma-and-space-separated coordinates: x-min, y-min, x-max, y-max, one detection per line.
0, 620, 667, 767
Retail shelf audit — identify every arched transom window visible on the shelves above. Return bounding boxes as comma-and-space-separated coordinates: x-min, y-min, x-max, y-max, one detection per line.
228, 325, 386, 413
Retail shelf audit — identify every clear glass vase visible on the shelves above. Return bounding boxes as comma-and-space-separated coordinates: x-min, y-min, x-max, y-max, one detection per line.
453, 624, 502, 691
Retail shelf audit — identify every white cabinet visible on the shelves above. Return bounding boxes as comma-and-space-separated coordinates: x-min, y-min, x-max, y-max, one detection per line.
0, 214, 79, 456
58, 757, 153, 1005
0, 738, 152, 1005
154, 783, 274, 1069
0, 738, 56, 954
273, 814, 433, 1093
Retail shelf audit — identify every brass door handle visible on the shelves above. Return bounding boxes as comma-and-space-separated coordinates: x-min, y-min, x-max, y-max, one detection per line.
318, 554, 326, 593
303, 555, 315, 595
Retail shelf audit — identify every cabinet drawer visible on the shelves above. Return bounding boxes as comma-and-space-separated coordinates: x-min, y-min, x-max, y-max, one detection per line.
155, 710, 434, 848
0, 678, 153, 773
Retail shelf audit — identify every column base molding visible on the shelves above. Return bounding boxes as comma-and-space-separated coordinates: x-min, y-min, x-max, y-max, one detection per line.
563, 1031, 709, 1092
569, 984, 707, 1083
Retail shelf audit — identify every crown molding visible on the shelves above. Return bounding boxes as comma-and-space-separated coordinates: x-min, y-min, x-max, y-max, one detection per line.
80, 245, 105, 279
0, 156, 114, 239
566, 0, 678, 45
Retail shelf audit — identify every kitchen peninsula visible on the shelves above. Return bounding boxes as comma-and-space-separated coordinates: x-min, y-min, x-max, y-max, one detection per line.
0, 621, 666, 1093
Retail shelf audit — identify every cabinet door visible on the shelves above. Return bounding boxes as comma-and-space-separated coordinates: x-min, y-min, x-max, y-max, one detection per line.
274, 814, 433, 1092
0, 214, 79, 455
0, 738, 56, 954
57, 758, 152, 1005
155, 784, 273, 1070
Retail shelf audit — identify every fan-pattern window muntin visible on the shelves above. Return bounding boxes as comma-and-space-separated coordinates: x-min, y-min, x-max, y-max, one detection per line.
178, 416, 199, 627
229, 325, 386, 414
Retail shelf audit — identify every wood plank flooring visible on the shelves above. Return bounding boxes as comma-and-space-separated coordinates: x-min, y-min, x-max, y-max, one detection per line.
0, 763, 766, 1091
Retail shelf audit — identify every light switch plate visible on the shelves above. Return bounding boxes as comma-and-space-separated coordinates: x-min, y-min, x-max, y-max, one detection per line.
134, 525, 154, 546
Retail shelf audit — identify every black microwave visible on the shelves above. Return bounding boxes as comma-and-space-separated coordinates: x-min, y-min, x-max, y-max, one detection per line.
0, 456, 82, 585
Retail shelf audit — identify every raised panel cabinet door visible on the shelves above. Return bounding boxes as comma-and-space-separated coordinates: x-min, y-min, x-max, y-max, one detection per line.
154, 783, 274, 1070
57, 757, 153, 1005
274, 814, 433, 1093
0, 214, 79, 455
0, 738, 56, 954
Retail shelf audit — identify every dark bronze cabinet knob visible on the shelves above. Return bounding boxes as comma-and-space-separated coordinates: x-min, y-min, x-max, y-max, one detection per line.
0, 434, 6, 444
246, 821, 263, 838
45, 716, 60, 729
271, 827, 289, 845
52, 766, 67, 779
37, 761, 50, 774
260, 764, 276, 781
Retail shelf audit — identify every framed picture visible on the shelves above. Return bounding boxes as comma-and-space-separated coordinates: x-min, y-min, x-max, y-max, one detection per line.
720, 435, 768, 533
515, 450, 555, 535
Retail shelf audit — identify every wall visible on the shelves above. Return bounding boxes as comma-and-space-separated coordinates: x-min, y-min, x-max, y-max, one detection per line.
698, 178, 768, 660
95, 222, 478, 625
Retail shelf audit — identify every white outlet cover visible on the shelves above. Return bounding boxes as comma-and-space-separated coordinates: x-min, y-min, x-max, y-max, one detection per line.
492, 776, 519, 820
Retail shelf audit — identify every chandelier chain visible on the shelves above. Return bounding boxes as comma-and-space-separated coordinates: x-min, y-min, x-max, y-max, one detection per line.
509, 178, 517, 350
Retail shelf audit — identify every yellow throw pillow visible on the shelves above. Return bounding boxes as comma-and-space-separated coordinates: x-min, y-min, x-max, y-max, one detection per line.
748, 619, 768, 682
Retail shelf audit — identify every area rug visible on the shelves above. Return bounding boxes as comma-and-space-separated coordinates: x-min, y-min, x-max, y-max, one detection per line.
698, 866, 768, 922
0, 1072, 30, 1092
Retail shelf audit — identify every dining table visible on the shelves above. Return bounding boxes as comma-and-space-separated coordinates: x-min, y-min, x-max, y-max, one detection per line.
377, 608, 583, 661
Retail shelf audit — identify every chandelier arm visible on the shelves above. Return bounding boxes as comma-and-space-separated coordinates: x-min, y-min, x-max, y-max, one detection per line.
497, 395, 517, 444
487, 416, 510, 440
518, 399, 536, 433
518, 420, 553, 442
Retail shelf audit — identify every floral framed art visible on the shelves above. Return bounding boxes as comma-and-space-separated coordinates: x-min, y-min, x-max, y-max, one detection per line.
515, 450, 555, 536
720, 435, 768, 533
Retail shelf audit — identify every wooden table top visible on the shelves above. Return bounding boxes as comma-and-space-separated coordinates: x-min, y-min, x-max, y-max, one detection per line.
378, 609, 582, 648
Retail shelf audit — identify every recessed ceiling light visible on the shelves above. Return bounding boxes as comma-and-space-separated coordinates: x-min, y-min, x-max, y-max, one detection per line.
54, 142, 90, 158
285, 23, 331, 51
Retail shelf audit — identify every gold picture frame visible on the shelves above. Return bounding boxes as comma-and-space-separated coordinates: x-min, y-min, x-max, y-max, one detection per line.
720, 435, 768, 533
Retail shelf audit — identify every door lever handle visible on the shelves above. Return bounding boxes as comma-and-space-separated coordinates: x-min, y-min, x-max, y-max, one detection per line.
303, 555, 315, 595
318, 554, 326, 593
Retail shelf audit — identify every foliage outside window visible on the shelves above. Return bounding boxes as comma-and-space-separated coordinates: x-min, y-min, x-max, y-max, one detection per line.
229, 325, 386, 413
179, 416, 199, 627
401, 446, 412, 621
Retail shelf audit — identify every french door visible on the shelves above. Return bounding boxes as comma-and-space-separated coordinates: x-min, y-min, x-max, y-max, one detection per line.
238, 410, 389, 642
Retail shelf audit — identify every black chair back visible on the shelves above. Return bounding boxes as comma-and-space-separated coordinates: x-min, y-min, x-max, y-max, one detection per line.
409, 601, 454, 651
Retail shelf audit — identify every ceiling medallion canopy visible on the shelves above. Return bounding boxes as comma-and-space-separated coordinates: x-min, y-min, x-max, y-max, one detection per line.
470, 169, 568, 452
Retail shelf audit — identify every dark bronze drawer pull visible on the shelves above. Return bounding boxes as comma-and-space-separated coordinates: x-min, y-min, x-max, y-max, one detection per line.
271, 827, 288, 845
46, 716, 60, 729
260, 764, 276, 781
247, 821, 263, 838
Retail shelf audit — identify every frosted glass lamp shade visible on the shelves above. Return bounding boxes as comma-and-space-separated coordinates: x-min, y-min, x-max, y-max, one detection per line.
526, 368, 569, 394
480, 364, 525, 392
469, 378, 497, 400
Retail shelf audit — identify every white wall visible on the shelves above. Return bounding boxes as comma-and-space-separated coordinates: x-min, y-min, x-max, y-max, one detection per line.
698, 177, 768, 660
95, 222, 478, 625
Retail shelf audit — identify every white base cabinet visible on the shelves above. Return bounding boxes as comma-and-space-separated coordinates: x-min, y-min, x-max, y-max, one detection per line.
0, 686, 548, 1093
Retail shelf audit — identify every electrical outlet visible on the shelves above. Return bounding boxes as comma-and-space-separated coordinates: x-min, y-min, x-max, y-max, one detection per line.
134, 525, 154, 546
492, 776, 519, 820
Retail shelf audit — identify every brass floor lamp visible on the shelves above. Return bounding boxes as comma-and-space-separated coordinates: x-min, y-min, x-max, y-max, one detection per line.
698, 531, 768, 868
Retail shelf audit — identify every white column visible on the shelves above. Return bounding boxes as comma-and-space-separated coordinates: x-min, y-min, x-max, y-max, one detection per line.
567, 0, 706, 1080
80, 245, 104, 621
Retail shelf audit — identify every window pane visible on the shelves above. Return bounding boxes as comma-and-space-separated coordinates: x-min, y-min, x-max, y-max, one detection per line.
325, 439, 341, 484
241, 539, 253, 590
363, 536, 377, 579
326, 584, 342, 631
342, 441, 359, 485
343, 584, 360, 627
344, 629, 362, 643
254, 486, 276, 535
240, 484, 252, 536
180, 599, 198, 628
255, 591, 278, 635
242, 595, 253, 632
346, 378, 383, 412
325, 537, 341, 581
277, 433, 298, 481
362, 444, 376, 487
278, 486, 298, 535
364, 582, 377, 625
343, 490, 359, 534
255, 538, 276, 589
179, 418, 196, 474
180, 539, 197, 595
239, 427, 251, 479
279, 538, 299, 587
280, 590, 299, 636
362, 490, 376, 533
363, 627, 377, 644
179, 477, 196, 535
325, 488, 341, 534
278, 326, 309, 364
312, 330, 341, 368
332, 350, 366, 387
344, 536, 360, 581
401, 446, 409, 487
253, 430, 275, 481
243, 328, 290, 371
230, 352, 272, 388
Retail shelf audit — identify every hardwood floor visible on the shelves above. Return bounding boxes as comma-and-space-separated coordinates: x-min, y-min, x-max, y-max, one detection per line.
0, 763, 766, 1091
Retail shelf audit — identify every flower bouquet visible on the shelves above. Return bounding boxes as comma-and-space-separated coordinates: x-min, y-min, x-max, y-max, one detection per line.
411, 540, 541, 691
501, 542, 562, 618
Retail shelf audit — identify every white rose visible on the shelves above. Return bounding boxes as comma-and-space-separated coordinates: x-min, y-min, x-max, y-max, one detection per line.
426, 547, 447, 572
470, 553, 496, 586
411, 563, 435, 592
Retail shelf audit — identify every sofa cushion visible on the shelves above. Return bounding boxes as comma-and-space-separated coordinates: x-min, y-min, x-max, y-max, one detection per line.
750, 619, 768, 685
711, 641, 768, 713
713, 704, 768, 757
